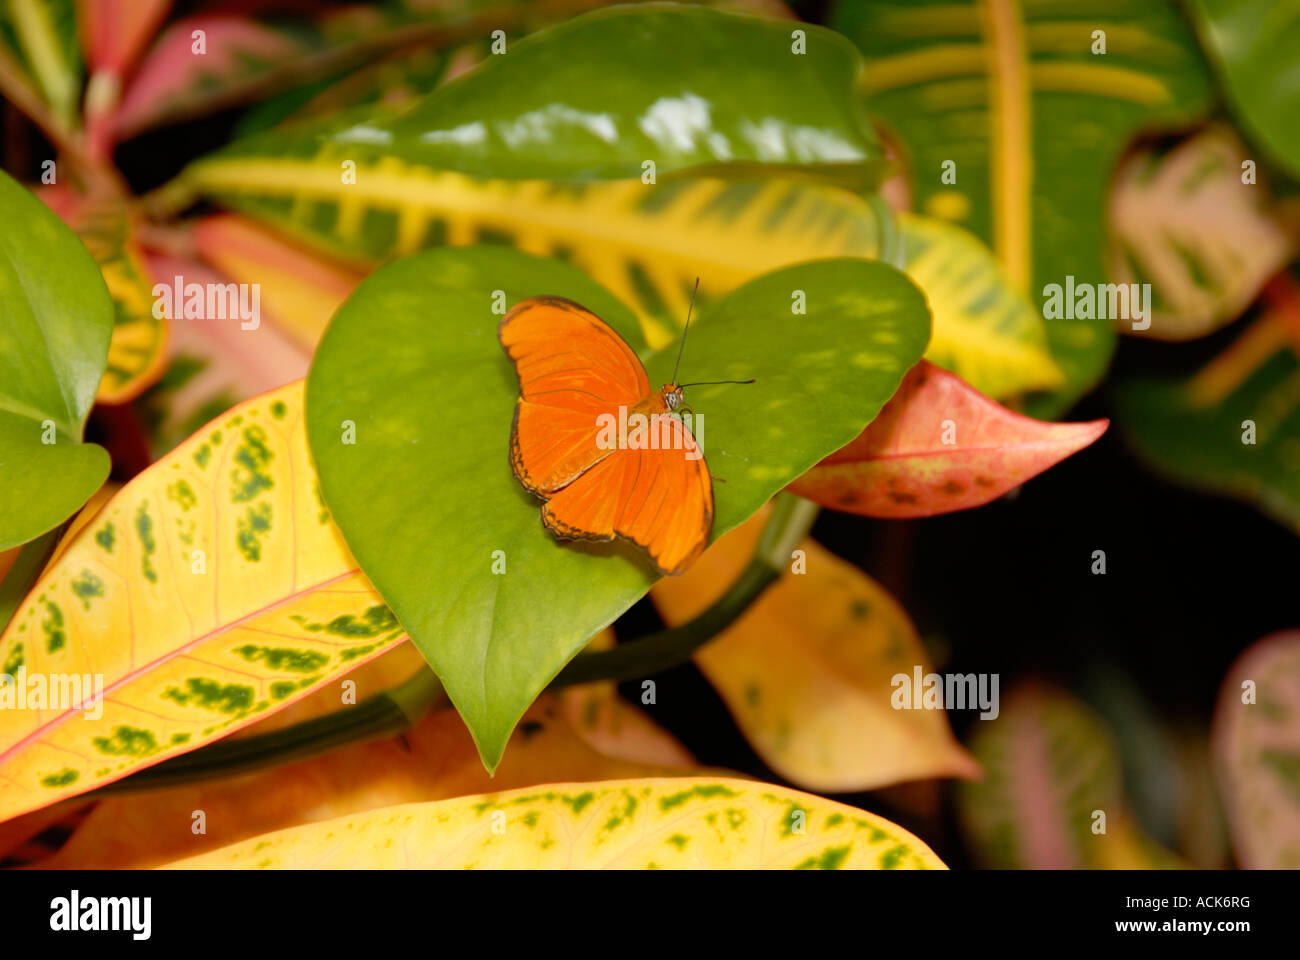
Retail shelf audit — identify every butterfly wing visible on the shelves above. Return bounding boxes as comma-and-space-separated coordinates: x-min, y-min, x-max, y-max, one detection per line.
540, 414, 713, 576
500, 296, 650, 495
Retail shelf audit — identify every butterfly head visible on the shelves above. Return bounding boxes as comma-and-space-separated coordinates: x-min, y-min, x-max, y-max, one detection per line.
660, 383, 686, 411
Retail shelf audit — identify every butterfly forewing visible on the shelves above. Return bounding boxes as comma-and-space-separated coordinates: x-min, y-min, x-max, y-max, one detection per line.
500, 296, 649, 494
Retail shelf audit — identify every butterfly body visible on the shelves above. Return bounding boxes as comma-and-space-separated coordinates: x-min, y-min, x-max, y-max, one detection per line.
499, 296, 712, 576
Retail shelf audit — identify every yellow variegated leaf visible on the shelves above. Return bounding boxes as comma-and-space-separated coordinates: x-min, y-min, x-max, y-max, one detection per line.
652, 509, 978, 792
224, 640, 428, 739
164, 776, 946, 869
39, 186, 169, 404
0, 380, 408, 823
901, 213, 1061, 397
183, 159, 1057, 396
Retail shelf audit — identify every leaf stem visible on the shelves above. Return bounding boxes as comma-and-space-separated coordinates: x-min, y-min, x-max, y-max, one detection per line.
97, 668, 446, 793
869, 192, 905, 271
548, 492, 818, 688
87, 495, 818, 791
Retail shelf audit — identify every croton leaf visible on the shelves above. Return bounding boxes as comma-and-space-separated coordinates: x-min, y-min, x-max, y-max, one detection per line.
1, 0, 81, 129
39, 184, 170, 404
189, 215, 362, 354
1212, 631, 1300, 868
0, 170, 112, 551
1187, 0, 1300, 182
1115, 296, 1300, 534
111, 0, 613, 142
181, 172, 1056, 397
182, 3, 884, 190
957, 683, 1179, 869
134, 251, 310, 458
163, 776, 946, 868
787, 361, 1107, 517
651, 508, 979, 791
306, 246, 930, 769
1110, 127, 1294, 340
831, 0, 1214, 413
0, 381, 409, 824
31, 693, 693, 868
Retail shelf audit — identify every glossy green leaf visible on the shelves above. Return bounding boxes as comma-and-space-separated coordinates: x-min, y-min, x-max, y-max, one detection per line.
1188, 0, 1300, 181
831, 0, 1213, 414
189, 3, 884, 189
0, 170, 113, 550
1114, 311, 1300, 535
306, 246, 929, 769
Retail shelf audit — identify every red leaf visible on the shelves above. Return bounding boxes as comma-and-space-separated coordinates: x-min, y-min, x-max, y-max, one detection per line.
786, 361, 1107, 517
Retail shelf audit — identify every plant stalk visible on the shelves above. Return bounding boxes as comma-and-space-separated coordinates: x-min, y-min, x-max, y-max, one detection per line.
90, 494, 819, 790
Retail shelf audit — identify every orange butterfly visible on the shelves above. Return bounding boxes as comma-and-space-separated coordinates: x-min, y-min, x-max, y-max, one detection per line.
500, 287, 747, 576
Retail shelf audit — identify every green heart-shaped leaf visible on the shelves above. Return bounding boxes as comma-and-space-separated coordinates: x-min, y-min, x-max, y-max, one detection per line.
307, 247, 929, 768
0, 169, 112, 550
192, 3, 884, 190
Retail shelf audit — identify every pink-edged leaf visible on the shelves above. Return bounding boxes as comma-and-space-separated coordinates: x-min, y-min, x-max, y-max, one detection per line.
78, 0, 170, 74
1212, 631, 1300, 868
78, 0, 171, 158
189, 214, 362, 353
786, 361, 1108, 517
112, 15, 303, 139
136, 251, 309, 455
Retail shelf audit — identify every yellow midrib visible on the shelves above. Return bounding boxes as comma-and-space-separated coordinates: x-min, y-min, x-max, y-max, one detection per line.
980, 0, 1032, 295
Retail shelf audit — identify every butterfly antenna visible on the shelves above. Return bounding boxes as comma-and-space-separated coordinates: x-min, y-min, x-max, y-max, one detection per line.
672, 277, 700, 385
679, 378, 757, 388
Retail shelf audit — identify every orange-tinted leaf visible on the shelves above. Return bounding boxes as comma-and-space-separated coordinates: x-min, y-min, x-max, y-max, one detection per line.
652, 509, 978, 792
31, 694, 695, 868
560, 628, 694, 768
787, 361, 1107, 517
190, 215, 362, 353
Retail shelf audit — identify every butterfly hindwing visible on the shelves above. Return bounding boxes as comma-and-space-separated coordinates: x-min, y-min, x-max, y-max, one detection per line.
541, 413, 713, 576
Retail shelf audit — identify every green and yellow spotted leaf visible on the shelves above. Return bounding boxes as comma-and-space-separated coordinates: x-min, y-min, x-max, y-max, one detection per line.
77, 205, 168, 404
0, 381, 408, 824
164, 776, 946, 869
831, 0, 1214, 413
39, 186, 169, 404
182, 159, 1056, 397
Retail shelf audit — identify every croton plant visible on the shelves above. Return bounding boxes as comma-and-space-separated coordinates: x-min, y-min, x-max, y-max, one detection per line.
0, 0, 1296, 872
